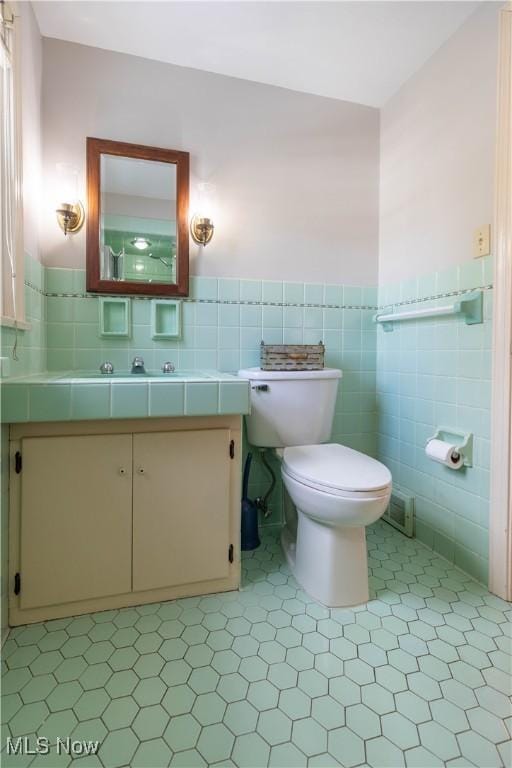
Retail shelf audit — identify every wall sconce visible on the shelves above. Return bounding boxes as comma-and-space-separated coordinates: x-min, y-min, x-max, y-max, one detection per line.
55, 163, 85, 235
190, 182, 216, 246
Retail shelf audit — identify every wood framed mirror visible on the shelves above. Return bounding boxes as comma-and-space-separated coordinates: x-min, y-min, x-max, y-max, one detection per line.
86, 137, 189, 296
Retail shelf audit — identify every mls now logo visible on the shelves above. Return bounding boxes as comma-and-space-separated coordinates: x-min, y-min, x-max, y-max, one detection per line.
6, 737, 100, 757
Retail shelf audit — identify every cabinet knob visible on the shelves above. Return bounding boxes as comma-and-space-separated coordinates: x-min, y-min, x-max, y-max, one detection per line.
137, 467, 145, 475
119, 468, 126, 476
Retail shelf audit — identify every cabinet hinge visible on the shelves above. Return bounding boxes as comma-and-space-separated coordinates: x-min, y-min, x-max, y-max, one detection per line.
229, 440, 235, 459
15, 451, 22, 474
228, 544, 234, 563
14, 573, 21, 595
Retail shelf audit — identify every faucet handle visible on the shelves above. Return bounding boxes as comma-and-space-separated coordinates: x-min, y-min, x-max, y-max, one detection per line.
162, 361, 175, 374
100, 361, 114, 375
132, 356, 144, 365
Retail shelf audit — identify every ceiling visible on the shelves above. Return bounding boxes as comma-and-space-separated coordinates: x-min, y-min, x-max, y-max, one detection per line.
33, 1, 481, 108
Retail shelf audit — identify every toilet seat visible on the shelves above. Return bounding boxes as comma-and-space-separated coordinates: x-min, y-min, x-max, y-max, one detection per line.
282, 443, 392, 496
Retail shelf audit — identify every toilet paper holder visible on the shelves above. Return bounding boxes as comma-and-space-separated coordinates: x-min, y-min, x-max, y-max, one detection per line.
427, 427, 473, 467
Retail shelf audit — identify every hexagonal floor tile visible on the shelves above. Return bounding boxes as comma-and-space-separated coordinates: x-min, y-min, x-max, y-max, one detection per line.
328, 726, 365, 767
192, 692, 226, 725
232, 732, 270, 768
291, 716, 327, 757
224, 700, 259, 736
98, 727, 139, 768
196, 723, 234, 764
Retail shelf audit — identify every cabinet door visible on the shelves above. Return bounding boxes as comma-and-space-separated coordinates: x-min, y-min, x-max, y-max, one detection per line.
20, 435, 132, 609
133, 429, 231, 592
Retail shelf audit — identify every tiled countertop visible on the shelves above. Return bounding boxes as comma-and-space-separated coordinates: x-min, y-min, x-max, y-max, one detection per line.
1, 371, 250, 423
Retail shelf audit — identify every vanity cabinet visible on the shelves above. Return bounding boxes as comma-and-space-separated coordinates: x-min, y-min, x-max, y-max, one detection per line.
9, 417, 241, 625
19, 435, 133, 610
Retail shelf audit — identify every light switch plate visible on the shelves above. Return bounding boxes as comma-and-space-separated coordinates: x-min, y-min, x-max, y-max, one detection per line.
473, 224, 491, 258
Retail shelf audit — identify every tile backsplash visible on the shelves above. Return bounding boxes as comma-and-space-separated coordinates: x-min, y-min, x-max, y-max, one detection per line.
42, 267, 379, 461
0, 253, 494, 580
376, 257, 493, 584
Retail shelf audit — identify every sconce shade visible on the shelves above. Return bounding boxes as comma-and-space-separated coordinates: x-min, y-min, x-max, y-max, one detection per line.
56, 201, 85, 235
190, 214, 214, 246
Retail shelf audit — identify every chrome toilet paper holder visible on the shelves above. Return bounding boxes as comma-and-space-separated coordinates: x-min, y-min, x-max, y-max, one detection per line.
427, 427, 473, 467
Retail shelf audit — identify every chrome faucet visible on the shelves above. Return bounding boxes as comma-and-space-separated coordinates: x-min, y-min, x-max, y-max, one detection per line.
131, 356, 146, 374
100, 361, 114, 375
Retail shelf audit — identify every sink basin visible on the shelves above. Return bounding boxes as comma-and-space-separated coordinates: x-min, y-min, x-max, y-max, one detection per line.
59, 370, 215, 381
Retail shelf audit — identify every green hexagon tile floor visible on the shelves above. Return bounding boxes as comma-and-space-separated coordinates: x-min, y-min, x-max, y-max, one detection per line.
1, 522, 511, 768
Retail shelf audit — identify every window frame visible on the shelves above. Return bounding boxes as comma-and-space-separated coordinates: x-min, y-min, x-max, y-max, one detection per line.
1, 0, 25, 328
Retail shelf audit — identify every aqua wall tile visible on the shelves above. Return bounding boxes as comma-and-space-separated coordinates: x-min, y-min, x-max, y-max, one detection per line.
240, 350, 259, 368
185, 383, 219, 415
344, 286, 362, 306
304, 308, 322, 329
196, 326, 218, 349
418, 273, 436, 298
47, 323, 75, 349
304, 284, 323, 305
219, 327, 239, 349
323, 309, 341, 330
436, 267, 459, 294
376, 266, 492, 584
218, 350, 240, 373
283, 307, 302, 328
190, 277, 218, 301
218, 382, 250, 414
459, 259, 483, 291
29, 385, 71, 421
262, 281, 283, 303
282, 328, 303, 344
132, 325, 153, 349
1, 384, 28, 423
47, 349, 74, 371
240, 306, 262, 327
149, 383, 185, 417
324, 285, 343, 306
46, 297, 73, 323
239, 280, 262, 302
196, 350, 217, 369
362, 286, 378, 306
196, 303, 218, 327
74, 324, 100, 349
46, 268, 74, 294
72, 270, 86, 294
111, 383, 148, 418
71, 384, 110, 420
240, 328, 261, 350
132, 301, 151, 326
283, 283, 304, 304
219, 305, 240, 327
74, 298, 98, 323
218, 279, 240, 302
262, 306, 283, 327
262, 328, 283, 344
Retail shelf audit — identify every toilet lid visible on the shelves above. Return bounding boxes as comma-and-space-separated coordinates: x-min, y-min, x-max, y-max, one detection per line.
283, 443, 392, 493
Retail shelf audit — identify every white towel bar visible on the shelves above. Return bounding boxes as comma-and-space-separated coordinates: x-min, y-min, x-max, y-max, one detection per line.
373, 290, 483, 331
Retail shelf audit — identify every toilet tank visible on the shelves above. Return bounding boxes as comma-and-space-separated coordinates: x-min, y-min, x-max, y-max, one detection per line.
238, 368, 342, 448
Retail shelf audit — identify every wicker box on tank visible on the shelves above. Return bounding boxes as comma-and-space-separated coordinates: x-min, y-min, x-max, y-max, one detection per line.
260, 341, 325, 371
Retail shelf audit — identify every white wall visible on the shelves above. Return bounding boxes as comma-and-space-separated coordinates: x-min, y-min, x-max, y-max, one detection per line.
41, 39, 379, 285
20, 0, 42, 262
379, 3, 500, 285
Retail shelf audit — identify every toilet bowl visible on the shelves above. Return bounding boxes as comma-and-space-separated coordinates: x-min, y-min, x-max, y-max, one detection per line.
281, 443, 391, 606
237, 366, 393, 607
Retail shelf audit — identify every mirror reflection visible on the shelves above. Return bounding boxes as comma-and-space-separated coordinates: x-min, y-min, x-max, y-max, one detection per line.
100, 155, 177, 284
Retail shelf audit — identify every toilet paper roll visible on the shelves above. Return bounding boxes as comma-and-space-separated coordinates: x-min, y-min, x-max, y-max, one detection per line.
425, 438, 463, 470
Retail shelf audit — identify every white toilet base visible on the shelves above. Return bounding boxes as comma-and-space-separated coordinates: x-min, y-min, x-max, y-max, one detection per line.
283, 510, 370, 607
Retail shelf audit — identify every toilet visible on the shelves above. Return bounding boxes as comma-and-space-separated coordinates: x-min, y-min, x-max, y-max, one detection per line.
238, 367, 392, 607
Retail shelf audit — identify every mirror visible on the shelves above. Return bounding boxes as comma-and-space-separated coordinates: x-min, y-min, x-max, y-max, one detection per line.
86, 138, 189, 296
